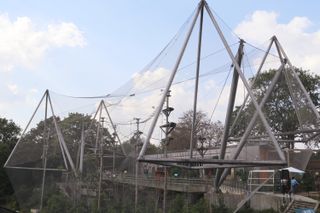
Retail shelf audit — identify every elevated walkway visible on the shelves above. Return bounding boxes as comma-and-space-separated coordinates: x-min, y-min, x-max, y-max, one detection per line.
103, 174, 212, 193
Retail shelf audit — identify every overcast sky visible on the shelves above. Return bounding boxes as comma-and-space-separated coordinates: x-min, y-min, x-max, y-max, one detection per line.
1, 0, 320, 127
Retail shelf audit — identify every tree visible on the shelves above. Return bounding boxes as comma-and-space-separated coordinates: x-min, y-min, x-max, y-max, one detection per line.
42, 193, 72, 213
301, 172, 315, 195
168, 110, 223, 151
0, 117, 21, 206
231, 68, 320, 148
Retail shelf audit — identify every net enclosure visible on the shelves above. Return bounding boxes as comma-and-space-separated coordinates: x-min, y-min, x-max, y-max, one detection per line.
4, 1, 320, 212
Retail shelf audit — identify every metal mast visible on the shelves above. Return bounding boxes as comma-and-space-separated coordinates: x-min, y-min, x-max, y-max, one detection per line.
40, 90, 49, 211
160, 90, 175, 213
214, 40, 244, 190
97, 116, 105, 211
134, 118, 143, 212
189, 0, 205, 159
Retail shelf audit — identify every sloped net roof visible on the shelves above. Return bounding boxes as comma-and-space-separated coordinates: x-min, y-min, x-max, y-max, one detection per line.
4, 1, 320, 212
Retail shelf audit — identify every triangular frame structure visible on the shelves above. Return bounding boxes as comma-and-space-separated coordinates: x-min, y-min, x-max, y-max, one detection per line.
78, 99, 127, 173
138, 1, 286, 163
4, 90, 76, 173
4, 91, 127, 210
216, 36, 320, 188
4, 90, 77, 210
136, 0, 320, 189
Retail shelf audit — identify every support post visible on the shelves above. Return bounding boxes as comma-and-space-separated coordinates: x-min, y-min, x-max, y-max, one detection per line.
95, 103, 103, 154
162, 90, 174, 213
215, 40, 244, 189
102, 100, 127, 156
79, 123, 85, 174
134, 117, 143, 212
40, 90, 49, 211
97, 117, 105, 211
48, 93, 77, 176
190, 1, 204, 159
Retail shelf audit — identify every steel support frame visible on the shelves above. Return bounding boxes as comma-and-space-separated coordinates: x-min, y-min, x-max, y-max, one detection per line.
203, 3, 286, 189
189, 1, 204, 159
102, 100, 127, 156
218, 62, 286, 187
215, 40, 244, 189
48, 93, 77, 175
4, 91, 47, 167
94, 102, 103, 155
229, 38, 275, 135
274, 38, 320, 119
139, 158, 285, 166
40, 91, 49, 211
204, 2, 285, 162
141, 161, 284, 169
135, 0, 290, 191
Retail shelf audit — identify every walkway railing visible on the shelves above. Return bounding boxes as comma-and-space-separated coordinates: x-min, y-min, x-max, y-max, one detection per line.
103, 174, 248, 194
103, 174, 213, 192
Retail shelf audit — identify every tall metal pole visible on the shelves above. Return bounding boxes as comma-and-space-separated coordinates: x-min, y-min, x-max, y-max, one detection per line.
190, 1, 204, 159
102, 101, 127, 156
95, 103, 103, 154
112, 131, 116, 174
40, 90, 49, 211
162, 90, 172, 213
97, 117, 105, 211
134, 118, 141, 213
48, 93, 77, 176
138, 2, 202, 159
215, 40, 244, 189
79, 123, 85, 174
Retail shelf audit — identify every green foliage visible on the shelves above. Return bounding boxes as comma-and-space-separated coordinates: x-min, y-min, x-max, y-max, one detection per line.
169, 194, 186, 213
42, 193, 72, 213
238, 207, 277, 213
231, 68, 320, 148
301, 172, 315, 193
235, 169, 249, 182
0, 117, 20, 207
189, 198, 210, 213
212, 204, 230, 213
167, 195, 212, 213
169, 110, 223, 151
258, 209, 278, 213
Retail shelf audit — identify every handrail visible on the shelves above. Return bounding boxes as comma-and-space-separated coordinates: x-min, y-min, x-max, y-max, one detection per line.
103, 174, 248, 193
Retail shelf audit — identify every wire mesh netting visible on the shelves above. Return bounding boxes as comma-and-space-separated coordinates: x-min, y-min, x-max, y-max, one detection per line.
4, 2, 320, 212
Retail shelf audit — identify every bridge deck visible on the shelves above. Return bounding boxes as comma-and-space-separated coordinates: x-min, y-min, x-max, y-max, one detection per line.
103, 175, 213, 193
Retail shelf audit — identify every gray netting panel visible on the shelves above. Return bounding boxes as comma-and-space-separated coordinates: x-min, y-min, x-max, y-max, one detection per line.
4, 3, 300, 212
284, 67, 320, 144
5, 96, 67, 171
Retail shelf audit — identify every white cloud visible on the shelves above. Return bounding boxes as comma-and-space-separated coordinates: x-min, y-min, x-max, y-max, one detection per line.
235, 11, 320, 74
0, 13, 86, 72
0, 87, 41, 127
132, 68, 169, 92
7, 83, 18, 95
25, 88, 39, 106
